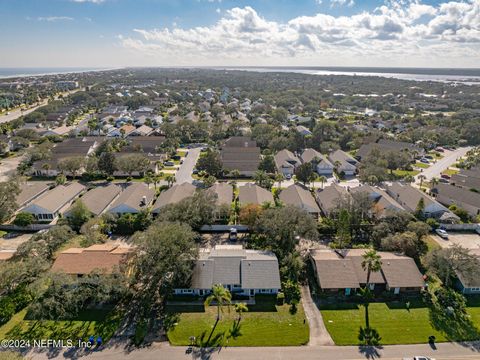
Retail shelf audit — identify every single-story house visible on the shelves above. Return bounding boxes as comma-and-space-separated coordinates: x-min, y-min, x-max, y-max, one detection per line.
386, 182, 458, 222
328, 150, 358, 176
310, 249, 425, 296
238, 183, 274, 206
22, 182, 86, 221
301, 148, 334, 176
174, 245, 281, 297
433, 183, 480, 218
16, 181, 51, 209
279, 184, 320, 217
356, 139, 424, 161
152, 182, 197, 214
65, 183, 122, 217
451, 170, 480, 192
274, 149, 301, 177
456, 249, 480, 294
315, 184, 348, 216
220, 137, 261, 177
51, 244, 132, 276
350, 185, 405, 216
296, 125, 312, 136
108, 183, 155, 215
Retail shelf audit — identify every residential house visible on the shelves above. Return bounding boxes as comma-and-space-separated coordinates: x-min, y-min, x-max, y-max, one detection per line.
310, 249, 425, 296
296, 125, 312, 136
457, 249, 480, 294
432, 183, 480, 218
42, 125, 75, 137
451, 168, 480, 191
356, 139, 424, 161
32, 137, 98, 177
274, 149, 301, 177
22, 182, 86, 221
279, 184, 320, 217
108, 183, 155, 215
16, 181, 51, 209
328, 150, 358, 176
220, 137, 261, 177
238, 183, 274, 206
350, 185, 404, 216
315, 184, 348, 216
174, 245, 281, 297
152, 182, 197, 214
119, 124, 136, 137
301, 148, 334, 176
65, 183, 122, 217
51, 244, 132, 276
386, 182, 458, 222
130, 125, 153, 136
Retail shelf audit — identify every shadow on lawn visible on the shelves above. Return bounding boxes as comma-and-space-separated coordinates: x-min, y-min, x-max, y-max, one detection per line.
429, 304, 480, 351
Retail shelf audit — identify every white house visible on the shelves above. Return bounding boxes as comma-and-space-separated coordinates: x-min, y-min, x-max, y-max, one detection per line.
174, 245, 281, 297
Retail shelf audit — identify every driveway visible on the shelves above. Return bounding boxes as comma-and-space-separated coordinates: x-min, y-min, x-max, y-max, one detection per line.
301, 285, 334, 346
431, 233, 480, 249
175, 147, 201, 184
415, 147, 472, 182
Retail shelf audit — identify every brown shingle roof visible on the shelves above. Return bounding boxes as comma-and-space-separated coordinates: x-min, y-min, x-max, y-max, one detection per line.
51, 244, 132, 275
238, 183, 274, 206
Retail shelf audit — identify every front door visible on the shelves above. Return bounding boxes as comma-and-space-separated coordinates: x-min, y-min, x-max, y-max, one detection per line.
250, 289, 254, 296
345, 288, 351, 296
394, 287, 400, 295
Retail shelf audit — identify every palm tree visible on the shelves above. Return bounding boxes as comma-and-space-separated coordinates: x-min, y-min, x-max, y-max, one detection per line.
231, 169, 241, 180
361, 249, 382, 289
318, 175, 327, 189
234, 302, 248, 323
418, 174, 427, 189
430, 177, 439, 190
165, 174, 175, 187
274, 172, 284, 189
204, 284, 232, 322
144, 173, 153, 189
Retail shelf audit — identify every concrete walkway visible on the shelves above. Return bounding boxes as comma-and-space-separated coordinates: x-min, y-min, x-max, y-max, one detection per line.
301, 285, 334, 346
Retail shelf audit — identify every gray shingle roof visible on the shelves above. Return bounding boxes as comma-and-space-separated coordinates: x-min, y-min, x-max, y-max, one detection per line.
153, 182, 196, 212
17, 181, 51, 208
25, 182, 86, 213
190, 246, 281, 290
274, 149, 301, 171
67, 183, 122, 216
279, 184, 320, 214
207, 183, 233, 206
315, 184, 347, 215
108, 183, 155, 213
238, 183, 274, 206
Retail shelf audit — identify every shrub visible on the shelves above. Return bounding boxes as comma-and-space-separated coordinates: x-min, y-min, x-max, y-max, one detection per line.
426, 218, 439, 229
276, 292, 285, 305
282, 280, 301, 304
13, 212, 35, 227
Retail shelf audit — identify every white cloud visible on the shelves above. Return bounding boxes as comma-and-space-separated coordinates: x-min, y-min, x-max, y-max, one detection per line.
37, 16, 74, 22
119, 1, 480, 66
330, 0, 355, 7
216, 8, 221, 14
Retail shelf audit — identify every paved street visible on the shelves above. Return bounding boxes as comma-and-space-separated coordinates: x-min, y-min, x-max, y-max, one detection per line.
175, 148, 201, 184
27, 340, 480, 360
415, 147, 471, 182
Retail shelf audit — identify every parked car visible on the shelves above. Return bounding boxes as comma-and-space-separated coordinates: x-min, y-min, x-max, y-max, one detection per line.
229, 228, 238, 242
420, 158, 430, 164
441, 174, 451, 179
285, 173, 292, 180
438, 178, 449, 183
164, 161, 174, 166
436, 229, 449, 239
436, 147, 445, 152
172, 155, 181, 160
192, 168, 198, 174
425, 155, 434, 160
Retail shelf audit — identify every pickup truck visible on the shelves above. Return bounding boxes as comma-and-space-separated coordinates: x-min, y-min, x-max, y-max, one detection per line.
403, 357, 435, 360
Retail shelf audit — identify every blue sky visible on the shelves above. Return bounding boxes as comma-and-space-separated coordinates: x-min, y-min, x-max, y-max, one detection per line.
0, 0, 479, 68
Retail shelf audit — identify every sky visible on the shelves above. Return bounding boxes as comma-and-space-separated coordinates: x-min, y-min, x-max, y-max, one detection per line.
0, 0, 479, 68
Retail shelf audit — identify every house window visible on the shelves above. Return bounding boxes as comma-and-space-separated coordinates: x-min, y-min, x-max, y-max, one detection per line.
182, 289, 193, 294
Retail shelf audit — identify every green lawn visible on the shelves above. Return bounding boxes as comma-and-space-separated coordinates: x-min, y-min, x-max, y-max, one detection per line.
415, 162, 430, 169
177, 150, 188, 157
393, 169, 420, 177
0, 230, 7, 238
167, 302, 309, 346
320, 300, 480, 345
0, 308, 122, 342
442, 168, 459, 176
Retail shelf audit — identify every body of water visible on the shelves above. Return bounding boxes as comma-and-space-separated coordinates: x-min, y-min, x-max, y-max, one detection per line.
0, 67, 116, 79
219, 66, 480, 85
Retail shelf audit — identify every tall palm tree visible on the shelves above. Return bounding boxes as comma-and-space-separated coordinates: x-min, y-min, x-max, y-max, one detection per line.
430, 177, 439, 190
204, 284, 232, 322
234, 302, 248, 323
361, 249, 382, 290
418, 174, 427, 189
274, 172, 284, 189
318, 175, 327, 189
165, 175, 175, 187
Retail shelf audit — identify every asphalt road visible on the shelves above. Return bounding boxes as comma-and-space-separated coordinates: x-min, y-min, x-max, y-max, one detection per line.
0, 88, 84, 125
415, 147, 471, 182
175, 148, 201, 184
27, 341, 480, 360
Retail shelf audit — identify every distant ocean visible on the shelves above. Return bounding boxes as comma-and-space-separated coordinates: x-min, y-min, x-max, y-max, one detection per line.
0, 67, 115, 79
219, 66, 480, 85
